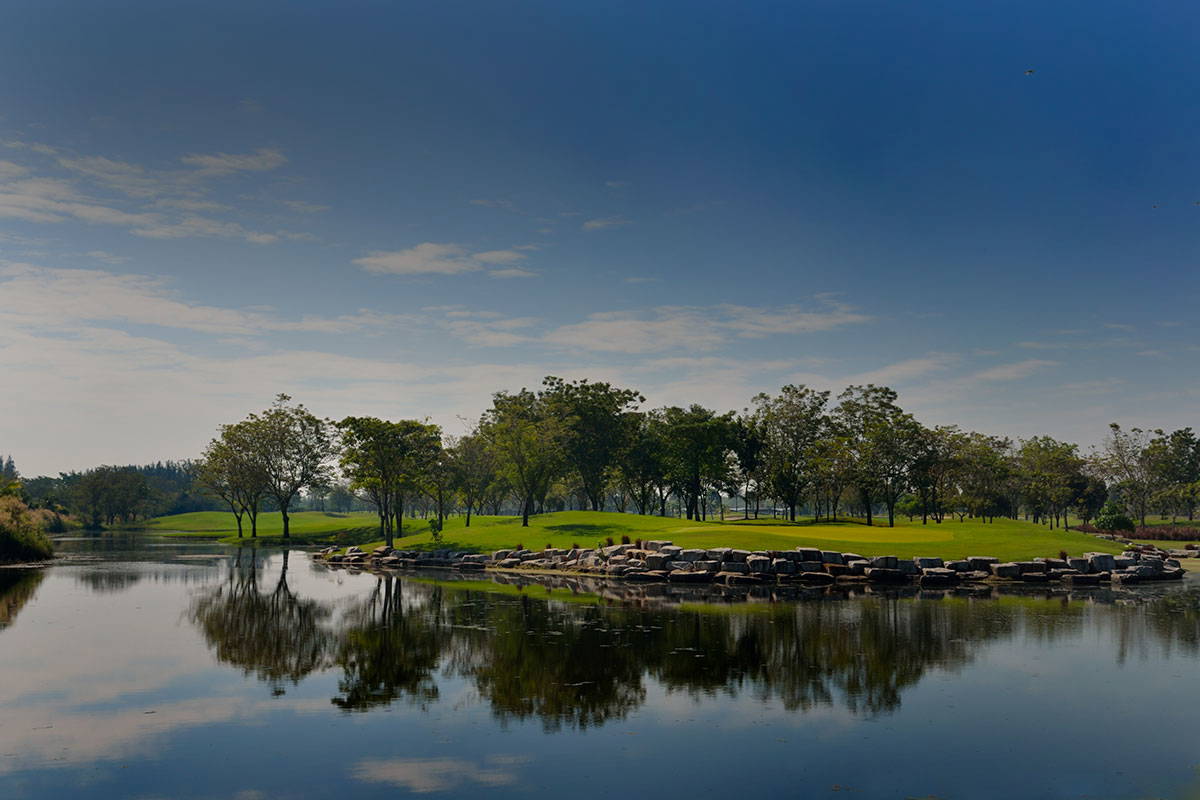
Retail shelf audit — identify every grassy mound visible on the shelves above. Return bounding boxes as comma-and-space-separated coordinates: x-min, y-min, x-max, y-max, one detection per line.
151, 509, 1122, 561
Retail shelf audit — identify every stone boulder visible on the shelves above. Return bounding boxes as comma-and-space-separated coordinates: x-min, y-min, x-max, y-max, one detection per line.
990, 562, 1021, 579
968, 556, 999, 571
914, 557, 944, 570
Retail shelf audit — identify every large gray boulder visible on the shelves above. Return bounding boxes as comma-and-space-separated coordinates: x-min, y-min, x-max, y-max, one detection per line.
914, 557, 944, 570
773, 558, 797, 574
796, 548, 822, 562
726, 549, 751, 563
820, 550, 845, 565
968, 556, 999, 571
1087, 553, 1117, 572
871, 555, 898, 569
990, 562, 1021, 579
746, 556, 772, 574
678, 549, 707, 562
645, 553, 673, 570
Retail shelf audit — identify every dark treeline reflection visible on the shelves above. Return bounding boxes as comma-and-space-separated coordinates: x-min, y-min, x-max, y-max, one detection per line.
191, 550, 331, 695
0, 569, 43, 629
189, 562, 1200, 729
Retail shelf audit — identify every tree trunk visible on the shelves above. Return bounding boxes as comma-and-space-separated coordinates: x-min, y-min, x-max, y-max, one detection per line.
281, 505, 290, 539
522, 495, 531, 527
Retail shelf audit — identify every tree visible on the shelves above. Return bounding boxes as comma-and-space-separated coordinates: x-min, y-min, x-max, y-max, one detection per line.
337, 416, 440, 547
615, 410, 670, 516
730, 412, 765, 519
1093, 424, 1155, 528
752, 385, 829, 522
539, 377, 643, 512
483, 390, 565, 527
243, 395, 337, 540
660, 405, 735, 521
447, 429, 496, 527
198, 422, 268, 538
834, 385, 906, 526
1017, 436, 1083, 529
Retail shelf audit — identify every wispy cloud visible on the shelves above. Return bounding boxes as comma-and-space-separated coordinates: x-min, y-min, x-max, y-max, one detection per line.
355, 242, 536, 276
351, 757, 526, 793
582, 215, 631, 231
0, 263, 406, 336
180, 147, 287, 174
971, 359, 1057, 382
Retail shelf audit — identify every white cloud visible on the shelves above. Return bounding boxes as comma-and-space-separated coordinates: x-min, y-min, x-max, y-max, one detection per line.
473, 249, 526, 264
545, 308, 726, 353
351, 757, 525, 793
282, 199, 330, 213
355, 243, 537, 276
0, 160, 29, 180
354, 243, 480, 275
971, 359, 1057, 382
582, 215, 631, 231
180, 147, 287, 174
0, 263, 407, 336
86, 250, 129, 264
131, 214, 280, 244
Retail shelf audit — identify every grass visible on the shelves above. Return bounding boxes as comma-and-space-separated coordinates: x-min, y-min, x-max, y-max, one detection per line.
147, 509, 1124, 561
139, 510, 380, 546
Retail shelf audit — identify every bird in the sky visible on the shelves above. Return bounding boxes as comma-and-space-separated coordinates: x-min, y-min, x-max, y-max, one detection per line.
1024, 69, 1035, 76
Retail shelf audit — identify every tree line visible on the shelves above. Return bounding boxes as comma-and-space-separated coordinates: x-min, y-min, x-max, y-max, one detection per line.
187, 380, 1200, 546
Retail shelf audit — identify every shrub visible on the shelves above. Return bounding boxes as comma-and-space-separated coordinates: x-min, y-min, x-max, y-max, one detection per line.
515, 542, 523, 551
620, 535, 631, 545
572, 542, 580, 550
1188, 544, 1198, 551
605, 536, 614, 546
1058, 550, 1069, 561
635, 538, 643, 549
0, 496, 54, 563
1132, 525, 1200, 541
1094, 502, 1135, 535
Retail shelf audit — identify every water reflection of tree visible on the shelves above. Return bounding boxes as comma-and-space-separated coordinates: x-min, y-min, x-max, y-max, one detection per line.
191, 550, 333, 695
448, 595, 647, 730
331, 575, 443, 710
0, 569, 43, 630
74, 569, 143, 594
190, 567, 1200, 730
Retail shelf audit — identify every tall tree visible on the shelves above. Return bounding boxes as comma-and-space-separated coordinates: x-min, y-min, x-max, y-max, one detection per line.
244, 395, 337, 540
539, 377, 643, 512
483, 390, 565, 527
198, 424, 269, 538
1093, 423, 1155, 528
447, 429, 497, 528
660, 405, 735, 521
752, 385, 829, 522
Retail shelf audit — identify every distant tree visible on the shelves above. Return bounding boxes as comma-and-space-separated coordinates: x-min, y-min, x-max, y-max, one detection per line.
243, 395, 337, 540
730, 412, 765, 519
328, 484, 355, 513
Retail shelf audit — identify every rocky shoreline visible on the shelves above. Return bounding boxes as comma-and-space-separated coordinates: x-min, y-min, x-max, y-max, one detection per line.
315, 538, 1194, 588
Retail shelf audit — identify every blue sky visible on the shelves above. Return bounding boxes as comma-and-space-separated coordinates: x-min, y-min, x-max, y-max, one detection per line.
2, 0, 1198, 474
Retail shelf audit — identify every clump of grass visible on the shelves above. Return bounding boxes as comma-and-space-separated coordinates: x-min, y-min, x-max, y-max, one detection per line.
514, 542, 523, 551
1059, 550, 1069, 561
572, 542, 580, 550
605, 536, 614, 546
635, 538, 643, 549
545, 543, 552, 551
620, 535, 631, 545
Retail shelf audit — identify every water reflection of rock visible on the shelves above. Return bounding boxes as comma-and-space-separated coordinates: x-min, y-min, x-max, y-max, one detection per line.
189, 563, 1200, 729
0, 569, 43, 630
191, 550, 333, 695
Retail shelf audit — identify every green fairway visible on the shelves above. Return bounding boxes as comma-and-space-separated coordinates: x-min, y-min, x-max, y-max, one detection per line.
139, 510, 381, 545
148, 509, 1122, 561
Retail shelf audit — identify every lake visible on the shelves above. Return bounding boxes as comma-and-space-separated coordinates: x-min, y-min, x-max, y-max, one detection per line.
2, 534, 1200, 799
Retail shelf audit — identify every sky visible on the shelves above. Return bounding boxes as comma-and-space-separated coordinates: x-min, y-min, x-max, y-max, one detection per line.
2, 0, 1199, 476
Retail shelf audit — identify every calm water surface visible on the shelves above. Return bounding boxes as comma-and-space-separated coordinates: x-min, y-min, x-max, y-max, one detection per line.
3, 534, 1200, 799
